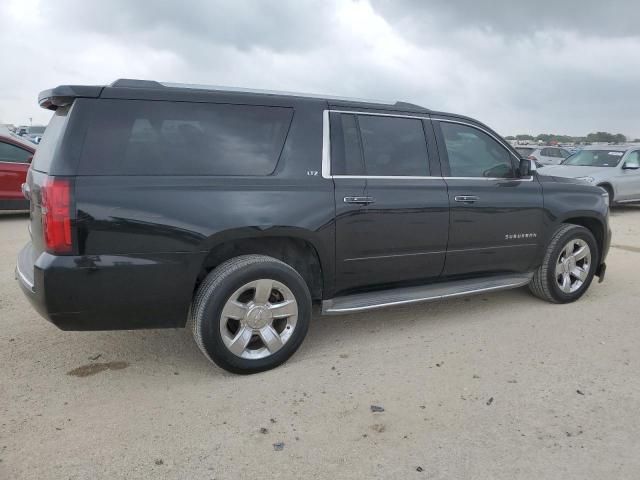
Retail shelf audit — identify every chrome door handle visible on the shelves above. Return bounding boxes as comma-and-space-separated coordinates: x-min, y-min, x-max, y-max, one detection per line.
454, 195, 479, 203
344, 196, 374, 205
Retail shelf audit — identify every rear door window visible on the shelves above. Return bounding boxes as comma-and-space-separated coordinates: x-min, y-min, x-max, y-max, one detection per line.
330, 113, 365, 175
79, 100, 293, 176
357, 115, 429, 176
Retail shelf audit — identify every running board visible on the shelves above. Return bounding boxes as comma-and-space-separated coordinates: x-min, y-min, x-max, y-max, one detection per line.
322, 273, 533, 315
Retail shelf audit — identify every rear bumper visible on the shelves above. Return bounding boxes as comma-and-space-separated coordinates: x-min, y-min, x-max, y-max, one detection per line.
16, 242, 202, 330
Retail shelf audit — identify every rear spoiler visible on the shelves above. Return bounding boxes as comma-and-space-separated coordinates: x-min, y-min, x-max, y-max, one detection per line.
38, 85, 103, 110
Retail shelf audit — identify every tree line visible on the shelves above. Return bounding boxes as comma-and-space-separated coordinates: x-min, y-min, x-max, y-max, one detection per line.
504, 132, 639, 144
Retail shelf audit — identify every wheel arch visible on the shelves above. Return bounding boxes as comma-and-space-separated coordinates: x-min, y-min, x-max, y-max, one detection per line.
194, 228, 330, 301
560, 215, 606, 263
596, 182, 615, 201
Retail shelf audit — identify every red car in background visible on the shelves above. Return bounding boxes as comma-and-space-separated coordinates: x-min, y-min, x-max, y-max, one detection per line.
0, 131, 35, 210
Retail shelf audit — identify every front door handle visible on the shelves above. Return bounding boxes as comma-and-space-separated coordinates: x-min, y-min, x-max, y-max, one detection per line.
344, 196, 374, 205
454, 195, 479, 203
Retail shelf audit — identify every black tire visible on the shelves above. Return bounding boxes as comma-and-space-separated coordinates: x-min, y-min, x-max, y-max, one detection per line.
190, 255, 311, 374
529, 224, 598, 304
599, 184, 615, 206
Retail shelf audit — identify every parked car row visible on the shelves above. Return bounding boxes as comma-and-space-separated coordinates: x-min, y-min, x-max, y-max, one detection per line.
7, 125, 46, 144
538, 146, 640, 205
515, 146, 572, 167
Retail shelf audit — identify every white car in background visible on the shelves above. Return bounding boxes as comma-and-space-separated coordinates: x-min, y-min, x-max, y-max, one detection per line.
538, 145, 640, 205
515, 146, 572, 166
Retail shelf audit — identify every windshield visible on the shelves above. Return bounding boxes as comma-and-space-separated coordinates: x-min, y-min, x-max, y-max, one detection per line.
562, 150, 624, 167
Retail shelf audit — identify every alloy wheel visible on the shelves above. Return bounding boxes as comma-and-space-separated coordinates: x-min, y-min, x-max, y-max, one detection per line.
219, 279, 298, 359
555, 239, 591, 294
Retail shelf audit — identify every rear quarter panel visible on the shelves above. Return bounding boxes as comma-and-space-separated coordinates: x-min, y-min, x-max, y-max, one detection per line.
72, 100, 335, 327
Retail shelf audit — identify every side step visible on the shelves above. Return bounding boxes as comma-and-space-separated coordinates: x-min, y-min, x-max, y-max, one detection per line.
322, 273, 533, 315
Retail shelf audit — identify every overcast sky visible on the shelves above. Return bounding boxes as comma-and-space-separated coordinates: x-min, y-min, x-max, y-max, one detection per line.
1, 0, 639, 138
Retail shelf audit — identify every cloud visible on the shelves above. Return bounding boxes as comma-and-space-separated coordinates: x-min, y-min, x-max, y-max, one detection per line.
1, 0, 638, 138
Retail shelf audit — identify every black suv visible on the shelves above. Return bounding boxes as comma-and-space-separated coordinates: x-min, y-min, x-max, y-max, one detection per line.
16, 79, 611, 373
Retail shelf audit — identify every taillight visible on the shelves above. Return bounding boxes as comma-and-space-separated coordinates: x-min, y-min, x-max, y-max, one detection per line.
41, 178, 73, 254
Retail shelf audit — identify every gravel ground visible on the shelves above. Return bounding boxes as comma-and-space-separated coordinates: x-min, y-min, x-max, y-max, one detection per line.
2, 207, 640, 479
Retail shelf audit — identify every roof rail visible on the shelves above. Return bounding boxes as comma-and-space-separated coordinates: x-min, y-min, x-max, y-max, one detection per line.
110, 79, 165, 88
108, 79, 428, 110
394, 101, 428, 110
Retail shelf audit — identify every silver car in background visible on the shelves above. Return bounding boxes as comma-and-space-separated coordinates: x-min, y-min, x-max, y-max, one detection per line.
515, 146, 571, 166
538, 145, 640, 205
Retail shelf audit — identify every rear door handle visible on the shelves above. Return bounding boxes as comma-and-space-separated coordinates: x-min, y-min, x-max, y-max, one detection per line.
344, 196, 374, 205
454, 195, 479, 203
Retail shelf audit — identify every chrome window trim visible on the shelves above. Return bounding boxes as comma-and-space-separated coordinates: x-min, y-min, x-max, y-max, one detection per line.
446, 176, 534, 182
322, 110, 533, 181
332, 175, 442, 180
321, 109, 431, 179
321, 110, 331, 178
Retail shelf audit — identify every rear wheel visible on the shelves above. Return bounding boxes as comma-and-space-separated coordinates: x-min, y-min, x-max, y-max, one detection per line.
190, 255, 311, 374
529, 224, 598, 303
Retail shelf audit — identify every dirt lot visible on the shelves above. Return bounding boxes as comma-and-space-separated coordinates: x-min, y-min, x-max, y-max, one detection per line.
2, 207, 640, 479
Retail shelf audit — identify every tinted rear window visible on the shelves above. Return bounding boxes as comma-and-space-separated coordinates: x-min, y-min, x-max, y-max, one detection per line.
31, 106, 70, 173
78, 100, 293, 176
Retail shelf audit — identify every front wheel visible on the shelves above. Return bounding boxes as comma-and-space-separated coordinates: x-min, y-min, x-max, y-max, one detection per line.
190, 255, 311, 374
529, 224, 598, 303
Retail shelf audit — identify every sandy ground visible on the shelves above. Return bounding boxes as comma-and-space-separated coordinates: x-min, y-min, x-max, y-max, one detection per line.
1, 207, 640, 479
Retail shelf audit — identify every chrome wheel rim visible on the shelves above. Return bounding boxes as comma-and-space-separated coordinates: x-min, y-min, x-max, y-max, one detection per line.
219, 279, 298, 359
555, 239, 591, 294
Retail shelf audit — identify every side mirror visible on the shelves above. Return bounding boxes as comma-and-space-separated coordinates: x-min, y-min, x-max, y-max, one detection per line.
622, 163, 639, 170
519, 158, 537, 177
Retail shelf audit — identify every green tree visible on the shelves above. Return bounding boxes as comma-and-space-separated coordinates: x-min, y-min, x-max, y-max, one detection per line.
515, 134, 534, 141
585, 132, 627, 143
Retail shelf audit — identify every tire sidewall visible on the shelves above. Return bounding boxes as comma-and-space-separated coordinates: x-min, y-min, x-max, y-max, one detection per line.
198, 261, 311, 374
546, 227, 598, 303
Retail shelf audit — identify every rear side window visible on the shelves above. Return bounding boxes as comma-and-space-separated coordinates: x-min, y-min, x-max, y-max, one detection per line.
0, 141, 31, 163
330, 113, 365, 175
330, 113, 429, 176
79, 100, 293, 176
